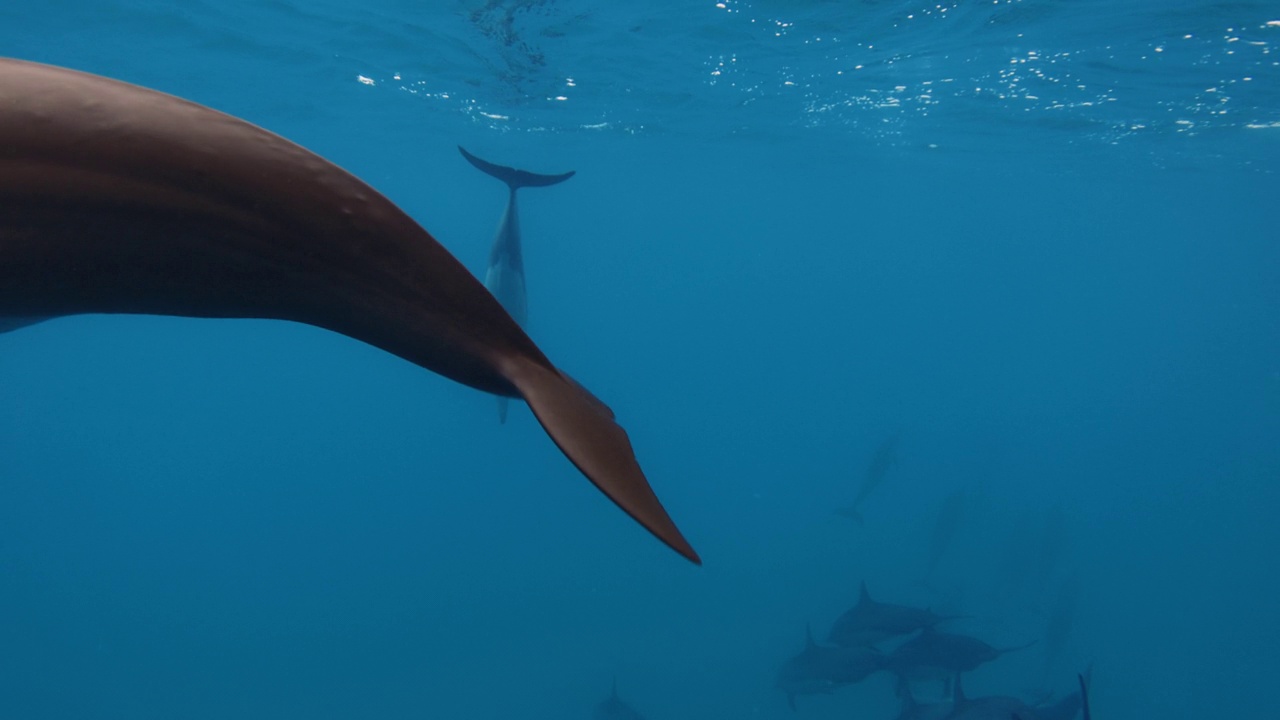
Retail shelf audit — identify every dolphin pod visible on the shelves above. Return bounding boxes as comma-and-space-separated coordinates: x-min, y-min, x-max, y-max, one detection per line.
0, 58, 698, 564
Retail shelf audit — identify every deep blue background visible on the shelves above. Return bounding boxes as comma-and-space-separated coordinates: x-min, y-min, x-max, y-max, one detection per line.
2, 2, 1278, 719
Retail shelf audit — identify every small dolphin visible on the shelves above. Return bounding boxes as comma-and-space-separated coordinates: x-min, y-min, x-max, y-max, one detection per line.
0, 58, 697, 564
926, 487, 967, 580
593, 679, 646, 720
949, 673, 1043, 720
458, 145, 573, 424
1033, 684, 1084, 720
892, 675, 952, 720
827, 581, 955, 648
837, 433, 899, 523
1042, 574, 1079, 676
888, 626, 1036, 683
775, 624, 885, 710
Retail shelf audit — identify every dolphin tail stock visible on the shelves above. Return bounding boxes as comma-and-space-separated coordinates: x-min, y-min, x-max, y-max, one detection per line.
458, 146, 575, 191
502, 355, 699, 565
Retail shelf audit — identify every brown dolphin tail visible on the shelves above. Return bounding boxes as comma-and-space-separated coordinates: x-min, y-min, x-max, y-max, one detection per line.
503, 357, 700, 565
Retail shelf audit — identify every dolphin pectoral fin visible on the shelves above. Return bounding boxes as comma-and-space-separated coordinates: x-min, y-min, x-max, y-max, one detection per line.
504, 357, 699, 565
496, 395, 509, 424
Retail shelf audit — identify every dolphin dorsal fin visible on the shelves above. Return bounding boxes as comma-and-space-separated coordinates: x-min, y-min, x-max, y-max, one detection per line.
804, 623, 817, 649
611, 677, 619, 700
952, 673, 966, 706
859, 581, 872, 605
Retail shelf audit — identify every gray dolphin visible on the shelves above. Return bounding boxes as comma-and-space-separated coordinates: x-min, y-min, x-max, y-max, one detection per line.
827, 581, 956, 647
458, 145, 573, 424
775, 624, 885, 710
593, 679, 646, 720
926, 487, 967, 580
837, 433, 900, 523
0, 58, 698, 564
888, 626, 1036, 683
948, 673, 1043, 720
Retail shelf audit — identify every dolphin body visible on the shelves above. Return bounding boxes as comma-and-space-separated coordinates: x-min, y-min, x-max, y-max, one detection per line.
775, 625, 885, 710
593, 680, 646, 720
888, 626, 1036, 681
457, 145, 573, 424
949, 674, 1044, 720
837, 433, 899, 523
827, 581, 956, 648
0, 58, 697, 564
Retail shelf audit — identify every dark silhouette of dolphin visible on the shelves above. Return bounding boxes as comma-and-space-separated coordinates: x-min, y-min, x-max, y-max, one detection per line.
837, 432, 900, 524
593, 679, 646, 720
457, 145, 573, 423
775, 624, 885, 710
827, 581, 957, 647
0, 58, 698, 564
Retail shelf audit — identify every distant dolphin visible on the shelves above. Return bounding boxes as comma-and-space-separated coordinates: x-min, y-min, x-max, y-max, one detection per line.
593, 679, 646, 720
458, 145, 573, 423
926, 487, 967, 580
837, 433, 900, 524
887, 626, 1037, 680
0, 58, 698, 564
827, 581, 956, 648
775, 624, 885, 710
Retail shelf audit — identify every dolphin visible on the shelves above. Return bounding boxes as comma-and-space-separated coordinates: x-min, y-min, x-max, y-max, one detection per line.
827, 581, 956, 648
949, 672, 1044, 720
837, 432, 899, 524
926, 487, 967, 580
775, 624, 885, 710
1042, 573, 1079, 676
593, 679, 646, 720
892, 675, 953, 720
1033, 685, 1084, 720
0, 58, 698, 564
888, 626, 1037, 681
458, 145, 573, 424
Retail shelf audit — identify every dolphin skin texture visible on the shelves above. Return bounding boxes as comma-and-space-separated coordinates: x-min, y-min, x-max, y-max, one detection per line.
0, 58, 698, 564
457, 145, 574, 424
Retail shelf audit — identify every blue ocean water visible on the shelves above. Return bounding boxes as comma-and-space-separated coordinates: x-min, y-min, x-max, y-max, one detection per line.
1, 1, 1277, 718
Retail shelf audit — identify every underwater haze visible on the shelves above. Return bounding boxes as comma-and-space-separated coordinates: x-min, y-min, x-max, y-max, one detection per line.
2, 1, 1278, 719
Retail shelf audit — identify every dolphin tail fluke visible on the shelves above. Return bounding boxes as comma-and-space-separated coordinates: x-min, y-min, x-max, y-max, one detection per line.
496, 396, 509, 424
459, 146, 575, 191
504, 356, 699, 565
